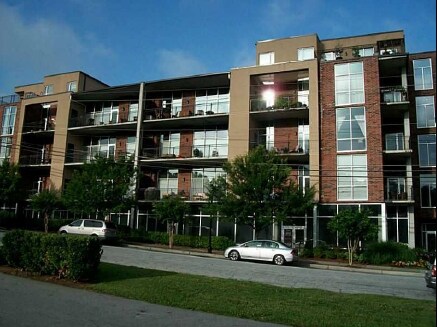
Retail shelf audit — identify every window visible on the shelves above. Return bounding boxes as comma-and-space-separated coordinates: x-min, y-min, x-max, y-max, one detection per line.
128, 103, 138, 121
126, 136, 136, 156
298, 165, 310, 193
298, 47, 315, 61
67, 81, 77, 92
416, 96, 436, 128
336, 107, 366, 151
1, 106, 16, 135
413, 59, 433, 90
420, 175, 436, 208
191, 168, 225, 198
337, 154, 368, 200
44, 84, 54, 95
259, 52, 274, 65
335, 62, 364, 106
358, 47, 374, 57
161, 133, 180, 157
159, 169, 178, 197
193, 130, 228, 157
386, 206, 408, 243
0, 137, 12, 162
418, 134, 436, 167
321, 52, 336, 61
298, 78, 309, 106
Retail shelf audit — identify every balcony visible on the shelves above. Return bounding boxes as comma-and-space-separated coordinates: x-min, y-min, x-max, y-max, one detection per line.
141, 144, 228, 160
384, 134, 412, 157
19, 154, 51, 165
385, 179, 413, 203
140, 187, 210, 202
0, 94, 20, 105
22, 120, 55, 133
69, 113, 137, 128
381, 87, 408, 104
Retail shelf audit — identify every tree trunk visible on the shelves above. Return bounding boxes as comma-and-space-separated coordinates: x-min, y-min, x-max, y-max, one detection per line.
44, 212, 49, 233
169, 220, 174, 249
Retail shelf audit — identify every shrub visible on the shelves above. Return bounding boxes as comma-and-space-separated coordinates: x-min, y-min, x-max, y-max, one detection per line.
313, 242, 329, 259
1, 230, 102, 280
360, 241, 417, 265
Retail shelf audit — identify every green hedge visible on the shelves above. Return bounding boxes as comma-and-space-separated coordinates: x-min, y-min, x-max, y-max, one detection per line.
124, 228, 234, 250
360, 241, 418, 265
1, 230, 102, 280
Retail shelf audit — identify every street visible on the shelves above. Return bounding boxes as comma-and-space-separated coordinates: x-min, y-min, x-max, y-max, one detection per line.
101, 245, 435, 301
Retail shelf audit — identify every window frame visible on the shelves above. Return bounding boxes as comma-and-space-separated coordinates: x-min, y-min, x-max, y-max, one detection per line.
44, 84, 54, 95
298, 47, 315, 61
415, 96, 436, 128
1, 106, 16, 135
418, 134, 436, 167
420, 174, 436, 208
336, 106, 367, 152
337, 154, 368, 201
259, 52, 275, 66
413, 58, 433, 90
66, 81, 77, 92
334, 62, 365, 106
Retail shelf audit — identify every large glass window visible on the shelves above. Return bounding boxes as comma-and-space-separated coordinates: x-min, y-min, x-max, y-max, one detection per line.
191, 168, 225, 200
159, 170, 178, 198
1, 106, 16, 135
413, 58, 433, 90
337, 154, 368, 200
420, 175, 436, 208
416, 96, 436, 128
193, 130, 228, 157
67, 81, 77, 92
161, 133, 180, 157
195, 88, 229, 114
335, 62, 364, 106
126, 136, 136, 156
259, 52, 274, 65
386, 206, 408, 243
418, 134, 436, 167
336, 107, 366, 151
44, 84, 54, 95
0, 137, 12, 162
128, 103, 138, 122
298, 165, 310, 194
298, 47, 315, 61
358, 47, 374, 57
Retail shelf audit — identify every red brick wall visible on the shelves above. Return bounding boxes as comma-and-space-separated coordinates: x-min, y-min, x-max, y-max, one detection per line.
320, 57, 384, 203
118, 102, 130, 122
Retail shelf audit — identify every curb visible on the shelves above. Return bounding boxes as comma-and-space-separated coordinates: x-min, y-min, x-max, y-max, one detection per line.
122, 243, 425, 277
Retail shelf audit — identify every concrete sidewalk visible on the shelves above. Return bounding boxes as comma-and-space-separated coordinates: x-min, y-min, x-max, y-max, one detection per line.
123, 242, 425, 278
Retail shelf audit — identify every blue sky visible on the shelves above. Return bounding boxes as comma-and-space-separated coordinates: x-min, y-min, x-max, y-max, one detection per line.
0, 0, 435, 96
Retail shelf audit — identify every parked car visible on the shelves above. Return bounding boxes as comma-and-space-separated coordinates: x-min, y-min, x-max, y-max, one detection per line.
425, 258, 436, 289
224, 240, 298, 265
58, 219, 117, 240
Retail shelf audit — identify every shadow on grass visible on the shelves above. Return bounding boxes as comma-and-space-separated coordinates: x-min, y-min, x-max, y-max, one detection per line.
91, 262, 177, 284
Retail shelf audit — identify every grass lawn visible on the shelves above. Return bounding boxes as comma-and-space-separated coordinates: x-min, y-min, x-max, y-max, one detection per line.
87, 262, 436, 327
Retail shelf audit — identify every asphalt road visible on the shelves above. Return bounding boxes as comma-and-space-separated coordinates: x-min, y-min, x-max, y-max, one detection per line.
101, 245, 436, 301
0, 272, 284, 327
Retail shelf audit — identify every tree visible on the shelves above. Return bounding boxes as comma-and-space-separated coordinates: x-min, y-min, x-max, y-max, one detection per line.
30, 189, 62, 233
218, 146, 315, 238
153, 194, 189, 249
328, 209, 379, 266
63, 156, 135, 219
204, 176, 227, 252
0, 160, 23, 208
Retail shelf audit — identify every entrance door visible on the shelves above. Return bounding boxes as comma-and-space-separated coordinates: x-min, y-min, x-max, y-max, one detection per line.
282, 226, 305, 247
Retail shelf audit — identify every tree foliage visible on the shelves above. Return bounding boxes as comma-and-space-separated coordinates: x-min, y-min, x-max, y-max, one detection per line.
0, 160, 23, 206
213, 146, 315, 237
63, 157, 135, 219
153, 194, 189, 248
328, 209, 379, 265
30, 189, 62, 233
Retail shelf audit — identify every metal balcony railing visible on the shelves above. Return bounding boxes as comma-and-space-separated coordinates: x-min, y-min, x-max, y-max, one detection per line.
381, 87, 408, 103
250, 95, 309, 112
384, 134, 410, 151
19, 154, 52, 165
0, 94, 20, 104
141, 144, 228, 160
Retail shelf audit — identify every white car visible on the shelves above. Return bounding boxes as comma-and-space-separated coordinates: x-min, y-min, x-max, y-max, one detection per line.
425, 258, 436, 289
224, 240, 298, 265
58, 219, 117, 240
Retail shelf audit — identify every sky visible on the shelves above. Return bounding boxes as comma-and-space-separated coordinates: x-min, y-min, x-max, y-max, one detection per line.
0, 0, 436, 96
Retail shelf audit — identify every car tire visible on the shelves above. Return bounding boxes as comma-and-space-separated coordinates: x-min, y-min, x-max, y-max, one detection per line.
229, 250, 240, 261
273, 254, 285, 265
60, 231, 67, 234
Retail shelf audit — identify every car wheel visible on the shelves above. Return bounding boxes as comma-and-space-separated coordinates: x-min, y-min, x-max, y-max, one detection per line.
273, 254, 285, 265
60, 231, 67, 234
229, 250, 240, 261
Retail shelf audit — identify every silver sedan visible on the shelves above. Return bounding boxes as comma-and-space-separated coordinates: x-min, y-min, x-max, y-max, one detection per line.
224, 240, 297, 265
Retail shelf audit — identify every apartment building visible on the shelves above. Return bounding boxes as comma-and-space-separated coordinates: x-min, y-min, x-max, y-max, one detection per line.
0, 30, 435, 250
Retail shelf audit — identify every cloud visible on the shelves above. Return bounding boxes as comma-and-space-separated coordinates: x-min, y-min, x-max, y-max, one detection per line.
156, 49, 207, 78
0, 2, 112, 94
